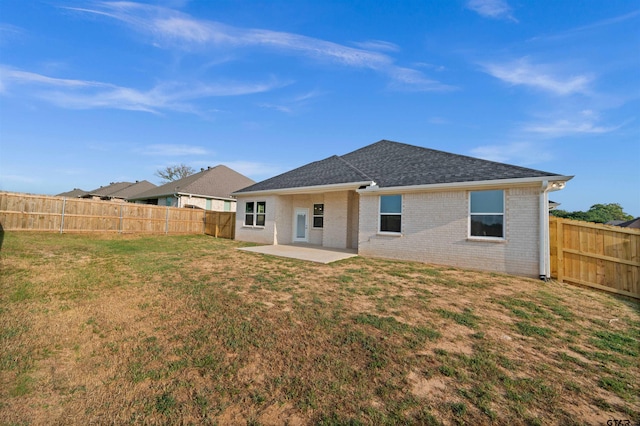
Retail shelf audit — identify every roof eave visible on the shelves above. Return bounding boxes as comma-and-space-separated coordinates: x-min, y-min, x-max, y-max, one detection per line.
357, 175, 574, 194
128, 191, 236, 201
234, 181, 375, 197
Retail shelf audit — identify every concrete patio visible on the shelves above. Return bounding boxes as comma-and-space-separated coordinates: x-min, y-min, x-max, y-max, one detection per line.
238, 244, 358, 264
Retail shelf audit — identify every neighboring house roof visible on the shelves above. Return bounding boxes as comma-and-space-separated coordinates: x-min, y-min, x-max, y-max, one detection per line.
56, 188, 88, 198
85, 182, 136, 198
109, 180, 157, 199
614, 217, 640, 229
130, 165, 255, 201
606, 220, 625, 226
84, 181, 157, 199
549, 200, 560, 210
235, 140, 569, 194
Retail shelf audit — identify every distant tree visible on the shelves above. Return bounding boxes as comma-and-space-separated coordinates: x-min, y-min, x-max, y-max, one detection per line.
155, 164, 195, 183
551, 203, 633, 224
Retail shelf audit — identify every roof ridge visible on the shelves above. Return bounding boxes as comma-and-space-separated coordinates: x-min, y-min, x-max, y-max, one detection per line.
335, 155, 375, 183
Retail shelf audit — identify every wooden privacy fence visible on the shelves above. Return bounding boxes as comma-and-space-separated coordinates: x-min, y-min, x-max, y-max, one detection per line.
550, 216, 639, 299
204, 211, 235, 239
0, 191, 236, 239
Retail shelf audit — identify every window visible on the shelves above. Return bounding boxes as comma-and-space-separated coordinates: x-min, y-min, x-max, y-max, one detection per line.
313, 204, 324, 228
380, 195, 402, 233
470, 190, 504, 238
244, 201, 266, 227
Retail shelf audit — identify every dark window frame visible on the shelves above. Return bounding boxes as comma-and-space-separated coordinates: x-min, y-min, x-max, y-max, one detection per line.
313, 203, 324, 228
244, 201, 266, 227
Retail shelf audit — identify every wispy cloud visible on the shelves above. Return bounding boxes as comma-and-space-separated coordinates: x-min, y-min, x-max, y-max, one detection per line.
140, 144, 209, 156
65, 2, 451, 92
523, 110, 625, 137
0, 23, 25, 45
258, 90, 327, 114
0, 66, 284, 113
388, 67, 455, 92
470, 141, 553, 165
220, 160, 286, 180
428, 116, 450, 125
350, 40, 400, 52
0, 174, 40, 184
529, 10, 640, 42
481, 57, 593, 95
466, 0, 517, 22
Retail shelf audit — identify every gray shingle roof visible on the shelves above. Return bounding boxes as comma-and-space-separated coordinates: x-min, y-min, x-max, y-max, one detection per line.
56, 188, 88, 198
235, 140, 563, 193
616, 217, 640, 229
130, 165, 255, 200
84, 181, 157, 199
110, 181, 156, 199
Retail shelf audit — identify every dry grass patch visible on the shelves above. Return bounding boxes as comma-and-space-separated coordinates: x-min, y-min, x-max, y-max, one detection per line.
1, 232, 638, 425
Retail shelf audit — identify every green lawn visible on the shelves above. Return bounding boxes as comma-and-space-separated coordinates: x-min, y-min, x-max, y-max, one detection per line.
1, 232, 638, 425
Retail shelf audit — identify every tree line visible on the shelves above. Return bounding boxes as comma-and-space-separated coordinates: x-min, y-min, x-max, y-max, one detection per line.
551, 203, 634, 224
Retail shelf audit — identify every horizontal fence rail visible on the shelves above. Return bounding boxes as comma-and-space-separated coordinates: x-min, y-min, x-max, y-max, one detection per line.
550, 216, 639, 299
0, 191, 235, 238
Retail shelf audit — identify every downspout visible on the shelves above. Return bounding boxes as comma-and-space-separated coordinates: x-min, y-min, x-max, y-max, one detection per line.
539, 181, 550, 280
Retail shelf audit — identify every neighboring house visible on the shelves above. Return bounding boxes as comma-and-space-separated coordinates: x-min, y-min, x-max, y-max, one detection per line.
56, 188, 88, 198
605, 220, 625, 226
129, 165, 255, 212
233, 140, 572, 279
610, 217, 640, 229
83, 181, 156, 201
548, 200, 560, 210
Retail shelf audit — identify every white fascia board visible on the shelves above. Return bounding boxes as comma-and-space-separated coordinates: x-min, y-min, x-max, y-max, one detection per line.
175, 192, 237, 201
357, 175, 574, 194
131, 192, 235, 201
233, 181, 375, 197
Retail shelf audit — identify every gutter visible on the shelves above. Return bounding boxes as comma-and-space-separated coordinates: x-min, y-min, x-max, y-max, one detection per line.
173, 192, 236, 202
357, 175, 573, 194
129, 192, 237, 203
233, 181, 375, 197
539, 180, 568, 280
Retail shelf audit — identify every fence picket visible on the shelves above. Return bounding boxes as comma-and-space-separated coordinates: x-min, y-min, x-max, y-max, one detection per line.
0, 191, 235, 239
550, 216, 639, 299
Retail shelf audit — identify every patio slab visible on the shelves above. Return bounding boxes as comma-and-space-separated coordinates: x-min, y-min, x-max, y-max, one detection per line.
238, 244, 358, 264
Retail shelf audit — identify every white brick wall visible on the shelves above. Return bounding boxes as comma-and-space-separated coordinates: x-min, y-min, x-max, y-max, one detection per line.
234, 195, 279, 245
323, 191, 349, 249
235, 191, 358, 248
357, 186, 541, 277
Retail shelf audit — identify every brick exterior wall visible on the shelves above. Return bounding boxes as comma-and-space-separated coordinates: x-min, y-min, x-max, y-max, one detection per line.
357, 186, 541, 277
234, 195, 279, 245
323, 191, 349, 249
235, 191, 358, 248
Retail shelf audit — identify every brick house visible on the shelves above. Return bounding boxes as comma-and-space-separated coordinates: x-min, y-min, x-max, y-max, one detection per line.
233, 140, 572, 278
130, 165, 255, 212
81, 180, 157, 201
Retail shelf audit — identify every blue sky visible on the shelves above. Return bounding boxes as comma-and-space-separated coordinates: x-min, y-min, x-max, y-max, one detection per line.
1, 0, 639, 216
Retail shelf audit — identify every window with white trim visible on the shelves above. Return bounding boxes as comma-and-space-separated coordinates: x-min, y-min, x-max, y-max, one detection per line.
379, 194, 402, 233
470, 190, 504, 238
244, 201, 266, 227
313, 204, 324, 228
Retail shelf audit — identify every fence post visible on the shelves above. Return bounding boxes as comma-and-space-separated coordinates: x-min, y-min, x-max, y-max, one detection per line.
165, 207, 169, 235
60, 197, 66, 234
556, 218, 564, 283
118, 203, 123, 234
